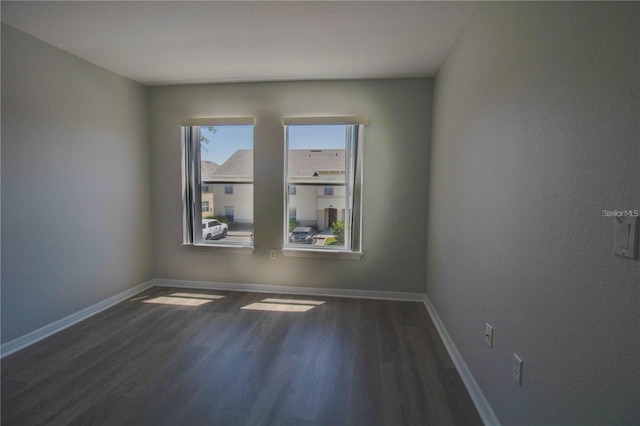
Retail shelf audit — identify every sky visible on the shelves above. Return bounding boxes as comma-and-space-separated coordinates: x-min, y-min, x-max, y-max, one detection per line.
200, 124, 346, 165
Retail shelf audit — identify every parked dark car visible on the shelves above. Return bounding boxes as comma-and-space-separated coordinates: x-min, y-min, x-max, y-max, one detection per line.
289, 227, 317, 244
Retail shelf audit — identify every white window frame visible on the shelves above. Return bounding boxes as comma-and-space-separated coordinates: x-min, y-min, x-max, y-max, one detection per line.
180, 117, 255, 252
282, 117, 365, 258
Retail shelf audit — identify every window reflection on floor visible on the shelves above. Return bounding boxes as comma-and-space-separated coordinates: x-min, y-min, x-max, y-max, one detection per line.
261, 298, 325, 305
241, 298, 325, 312
170, 292, 225, 300
143, 296, 212, 306
134, 291, 325, 312
140, 292, 225, 306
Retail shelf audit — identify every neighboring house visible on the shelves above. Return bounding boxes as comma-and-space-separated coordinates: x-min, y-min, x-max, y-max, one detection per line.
200, 160, 219, 217
204, 150, 254, 224
202, 149, 345, 229
287, 149, 346, 230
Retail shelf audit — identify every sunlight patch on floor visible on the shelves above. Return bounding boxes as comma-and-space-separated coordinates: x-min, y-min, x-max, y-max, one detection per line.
261, 298, 325, 305
141, 291, 225, 306
240, 297, 326, 312
143, 296, 213, 306
170, 292, 225, 300
241, 302, 315, 312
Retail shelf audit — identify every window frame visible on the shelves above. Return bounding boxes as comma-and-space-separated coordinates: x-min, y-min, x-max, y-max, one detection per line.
282, 118, 365, 257
181, 117, 255, 252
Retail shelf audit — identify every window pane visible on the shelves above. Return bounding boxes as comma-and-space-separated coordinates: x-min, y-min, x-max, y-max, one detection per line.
199, 124, 253, 245
287, 184, 344, 248
286, 125, 349, 249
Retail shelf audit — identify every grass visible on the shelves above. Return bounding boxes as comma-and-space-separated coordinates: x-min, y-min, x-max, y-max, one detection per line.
324, 237, 340, 245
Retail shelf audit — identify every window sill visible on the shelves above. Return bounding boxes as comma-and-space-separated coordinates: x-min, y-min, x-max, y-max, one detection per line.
281, 248, 363, 259
182, 243, 255, 255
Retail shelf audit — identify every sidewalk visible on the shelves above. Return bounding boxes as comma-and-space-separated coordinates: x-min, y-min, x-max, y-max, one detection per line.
228, 231, 253, 237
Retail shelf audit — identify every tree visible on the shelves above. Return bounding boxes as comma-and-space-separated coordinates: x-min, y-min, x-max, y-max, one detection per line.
330, 220, 345, 244
200, 126, 217, 153
204, 214, 228, 223
213, 215, 228, 224
289, 219, 300, 231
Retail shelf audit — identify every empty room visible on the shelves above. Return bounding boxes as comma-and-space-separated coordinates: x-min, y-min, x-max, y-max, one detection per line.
1, 1, 638, 425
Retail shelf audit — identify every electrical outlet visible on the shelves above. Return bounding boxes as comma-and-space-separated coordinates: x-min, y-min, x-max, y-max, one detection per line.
513, 353, 523, 386
270, 249, 277, 259
485, 323, 493, 348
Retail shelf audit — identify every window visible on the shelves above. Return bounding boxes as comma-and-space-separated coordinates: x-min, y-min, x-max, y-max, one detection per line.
289, 185, 296, 195
182, 119, 254, 247
284, 120, 364, 253
289, 207, 297, 221
225, 206, 235, 223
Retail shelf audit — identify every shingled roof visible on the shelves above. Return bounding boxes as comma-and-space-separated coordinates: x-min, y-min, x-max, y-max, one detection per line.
209, 149, 253, 182
201, 160, 220, 181
288, 149, 345, 184
204, 149, 346, 184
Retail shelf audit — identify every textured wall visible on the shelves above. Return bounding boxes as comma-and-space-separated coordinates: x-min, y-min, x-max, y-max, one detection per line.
427, 2, 639, 425
1, 24, 153, 343
150, 79, 432, 293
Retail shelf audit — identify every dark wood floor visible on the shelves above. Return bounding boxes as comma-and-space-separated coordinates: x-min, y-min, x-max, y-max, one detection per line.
1, 287, 482, 426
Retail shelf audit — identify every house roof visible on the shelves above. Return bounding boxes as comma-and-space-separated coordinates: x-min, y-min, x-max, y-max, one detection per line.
201, 160, 220, 181
203, 149, 346, 184
288, 150, 344, 175
288, 150, 345, 184
209, 150, 253, 182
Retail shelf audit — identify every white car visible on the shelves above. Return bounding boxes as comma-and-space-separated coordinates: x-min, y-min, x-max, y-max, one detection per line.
202, 219, 228, 240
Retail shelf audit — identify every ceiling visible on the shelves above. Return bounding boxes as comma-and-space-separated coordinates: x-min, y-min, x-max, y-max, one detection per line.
1, 1, 477, 86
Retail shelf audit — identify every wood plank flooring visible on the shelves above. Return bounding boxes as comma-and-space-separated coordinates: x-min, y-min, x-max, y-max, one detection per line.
1, 287, 482, 426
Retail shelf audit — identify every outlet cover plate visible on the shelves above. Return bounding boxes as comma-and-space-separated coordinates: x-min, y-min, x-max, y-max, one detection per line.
513, 353, 523, 386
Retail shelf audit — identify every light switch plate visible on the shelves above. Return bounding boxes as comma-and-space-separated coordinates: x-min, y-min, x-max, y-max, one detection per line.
485, 323, 493, 348
614, 216, 638, 259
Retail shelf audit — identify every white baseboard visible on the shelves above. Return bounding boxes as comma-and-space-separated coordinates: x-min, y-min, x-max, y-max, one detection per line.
152, 278, 425, 302
423, 296, 500, 426
1, 280, 154, 358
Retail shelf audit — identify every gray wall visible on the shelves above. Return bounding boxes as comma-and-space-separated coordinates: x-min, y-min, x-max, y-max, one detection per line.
1, 24, 153, 343
427, 3, 639, 425
150, 79, 431, 293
